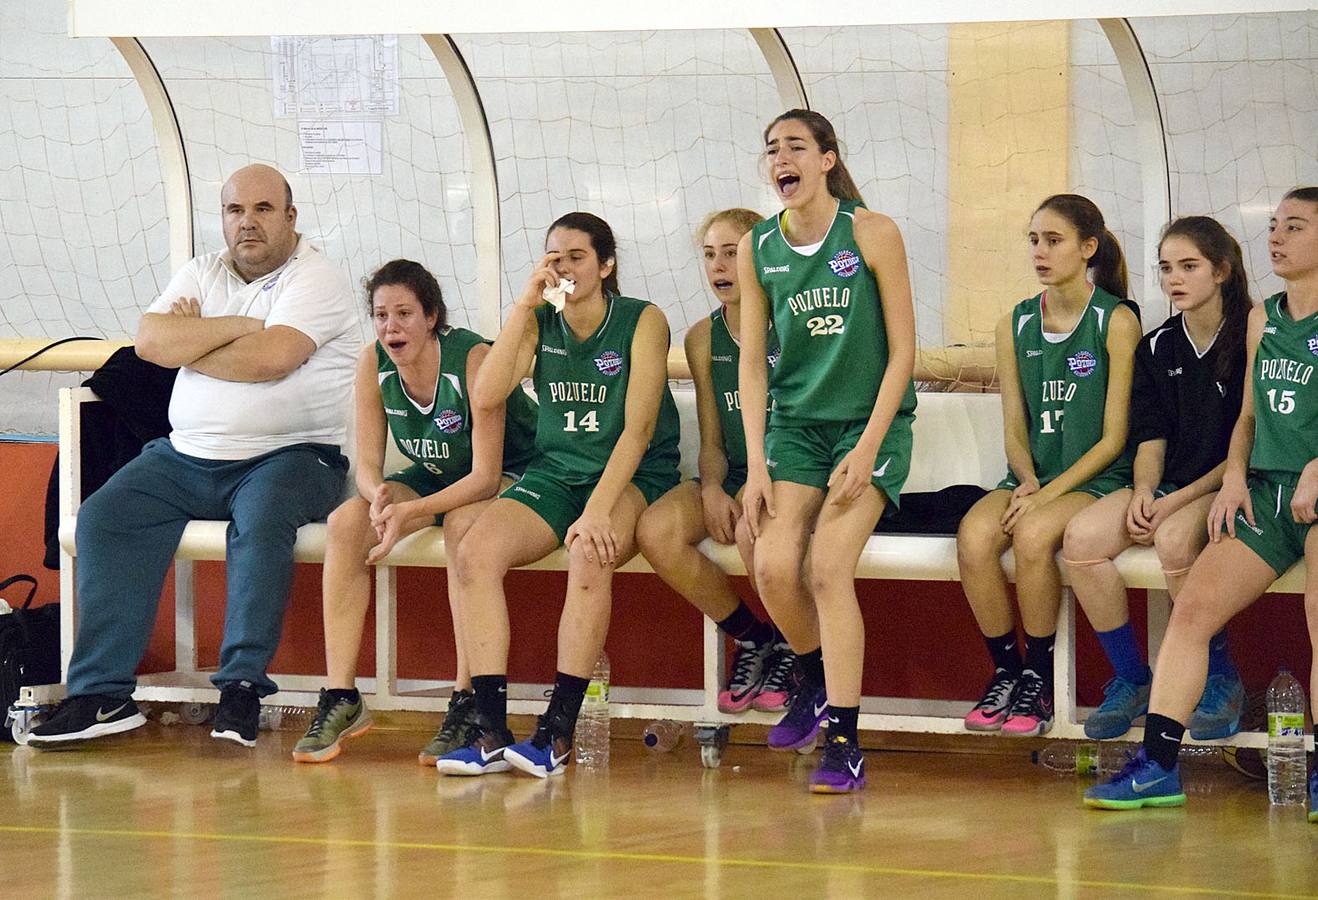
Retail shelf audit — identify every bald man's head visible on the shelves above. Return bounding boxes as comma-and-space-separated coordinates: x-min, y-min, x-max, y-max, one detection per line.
220, 165, 299, 282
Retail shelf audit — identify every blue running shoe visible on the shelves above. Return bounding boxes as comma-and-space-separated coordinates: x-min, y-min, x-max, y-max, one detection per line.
767, 682, 828, 751
1084, 675, 1151, 740
809, 734, 866, 794
1083, 747, 1185, 810
1308, 769, 1318, 824
503, 711, 574, 778
1188, 673, 1245, 740
436, 719, 513, 776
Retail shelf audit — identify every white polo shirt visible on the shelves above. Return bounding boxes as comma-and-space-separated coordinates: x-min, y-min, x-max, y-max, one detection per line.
146, 237, 360, 460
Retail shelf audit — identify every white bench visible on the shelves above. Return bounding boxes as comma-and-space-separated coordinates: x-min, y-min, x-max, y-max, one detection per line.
56, 385, 1302, 749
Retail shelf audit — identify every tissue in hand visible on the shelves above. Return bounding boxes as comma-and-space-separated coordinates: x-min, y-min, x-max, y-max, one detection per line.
541, 278, 575, 312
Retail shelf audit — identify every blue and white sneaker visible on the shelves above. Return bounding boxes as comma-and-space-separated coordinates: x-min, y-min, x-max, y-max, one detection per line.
503, 712, 574, 778
1188, 673, 1245, 740
1084, 675, 1151, 740
1083, 747, 1185, 810
435, 721, 513, 776
767, 682, 828, 751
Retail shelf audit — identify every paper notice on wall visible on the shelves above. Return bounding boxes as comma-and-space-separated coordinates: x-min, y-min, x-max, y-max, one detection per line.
298, 121, 384, 175
273, 36, 399, 118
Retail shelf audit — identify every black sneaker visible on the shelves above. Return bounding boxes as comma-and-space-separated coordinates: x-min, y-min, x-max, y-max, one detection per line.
418, 689, 477, 766
211, 681, 261, 747
27, 694, 146, 748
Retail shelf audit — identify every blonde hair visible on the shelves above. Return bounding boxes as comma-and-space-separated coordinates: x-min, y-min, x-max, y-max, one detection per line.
696, 208, 762, 246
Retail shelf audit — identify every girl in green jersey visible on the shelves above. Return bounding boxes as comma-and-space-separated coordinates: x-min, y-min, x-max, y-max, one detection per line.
1086, 187, 1318, 814
292, 260, 536, 765
958, 195, 1140, 739
637, 208, 795, 716
439, 213, 681, 778
739, 110, 918, 794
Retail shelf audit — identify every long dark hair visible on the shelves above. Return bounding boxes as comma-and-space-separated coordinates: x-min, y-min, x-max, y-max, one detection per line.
548, 211, 619, 297
763, 109, 864, 205
1160, 216, 1252, 381
364, 259, 446, 334
1034, 194, 1129, 300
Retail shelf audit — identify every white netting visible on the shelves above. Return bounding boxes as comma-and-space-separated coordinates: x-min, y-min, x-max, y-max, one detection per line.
456, 30, 781, 336
143, 34, 477, 334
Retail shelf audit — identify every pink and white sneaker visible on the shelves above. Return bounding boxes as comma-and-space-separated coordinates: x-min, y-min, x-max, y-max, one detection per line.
751, 643, 796, 712
963, 668, 1020, 732
718, 639, 773, 713
999, 669, 1054, 737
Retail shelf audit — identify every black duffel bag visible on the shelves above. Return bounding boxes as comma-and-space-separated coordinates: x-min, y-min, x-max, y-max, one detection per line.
0, 574, 61, 740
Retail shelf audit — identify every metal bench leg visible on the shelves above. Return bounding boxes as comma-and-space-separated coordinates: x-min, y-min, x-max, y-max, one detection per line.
374, 565, 398, 705
174, 559, 197, 673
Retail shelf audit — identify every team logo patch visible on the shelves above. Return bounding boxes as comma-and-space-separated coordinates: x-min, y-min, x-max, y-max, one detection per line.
434, 409, 464, 434
594, 350, 624, 376
1307, 335, 1318, 357
827, 248, 861, 278
766, 348, 781, 369
1067, 350, 1098, 377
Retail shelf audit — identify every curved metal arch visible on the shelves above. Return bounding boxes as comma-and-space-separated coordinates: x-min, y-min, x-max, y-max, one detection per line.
422, 34, 502, 336
750, 28, 809, 111
109, 38, 194, 271
1098, 19, 1172, 321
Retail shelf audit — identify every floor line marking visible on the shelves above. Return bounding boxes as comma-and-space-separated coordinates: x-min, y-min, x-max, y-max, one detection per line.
0, 824, 1306, 898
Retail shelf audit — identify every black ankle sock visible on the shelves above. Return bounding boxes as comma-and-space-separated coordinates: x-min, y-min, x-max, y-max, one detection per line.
548, 672, 591, 732
983, 631, 1022, 675
326, 688, 359, 704
471, 675, 508, 732
1143, 714, 1185, 771
796, 648, 825, 689
716, 602, 773, 646
827, 705, 860, 743
1024, 632, 1055, 688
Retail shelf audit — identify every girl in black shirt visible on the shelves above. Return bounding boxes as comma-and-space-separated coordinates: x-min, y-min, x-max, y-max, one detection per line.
1062, 217, 1251, 740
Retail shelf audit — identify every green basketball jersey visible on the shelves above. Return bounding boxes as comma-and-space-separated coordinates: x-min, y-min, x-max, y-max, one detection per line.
1249, 292, 1318, 474
750, 199, 917, 425
377, 326, 537, 486
531, 294, 681, 484
1009, 286, 1131, 486
707, 306, 780, 473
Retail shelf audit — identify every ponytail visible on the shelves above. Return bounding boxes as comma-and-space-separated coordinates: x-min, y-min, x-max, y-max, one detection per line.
1091, 229, 1129, 300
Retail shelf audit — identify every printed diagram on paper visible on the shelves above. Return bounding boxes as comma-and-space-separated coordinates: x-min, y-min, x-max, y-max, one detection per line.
273, 36, 399, 117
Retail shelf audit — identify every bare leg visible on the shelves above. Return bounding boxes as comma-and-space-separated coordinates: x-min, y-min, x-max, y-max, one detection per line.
809, 484, 886, 706
636, 481, 741, 621
750, 481, 825, 654
1302, 526, 1318, 719
1147, 538, 1276, 722
1152, 493, 1215, 601
557, 485, 650, 677
451, 498, 560, 676
1011, 493, 1095, 637
1062, 489, 1135, 632
956, 490, 1015, 637
323, 487, 419, 689
441, 478, 513, 692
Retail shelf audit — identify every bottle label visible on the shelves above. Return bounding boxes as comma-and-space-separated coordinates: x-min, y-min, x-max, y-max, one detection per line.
1076, 745, 1098, 777
1268, 713, 1304, 738
586, 679, 610, 702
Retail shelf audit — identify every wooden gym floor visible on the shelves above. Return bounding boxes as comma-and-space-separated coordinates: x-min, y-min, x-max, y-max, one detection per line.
3, 718, 1316, 899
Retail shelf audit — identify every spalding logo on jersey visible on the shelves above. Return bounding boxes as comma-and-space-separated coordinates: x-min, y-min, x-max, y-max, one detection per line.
827, 249, 861, 278
1067, 350, 1098, 377
435, 409, 464, 434
1307, 335, 1318, 357
594, 350, 624, 376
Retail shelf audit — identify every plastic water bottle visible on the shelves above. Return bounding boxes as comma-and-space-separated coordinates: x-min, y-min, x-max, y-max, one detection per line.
574, 651, 610, 768
1266, 669, 1307, 806
1034, 742, 1134, 778
642, 719, 688, 752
